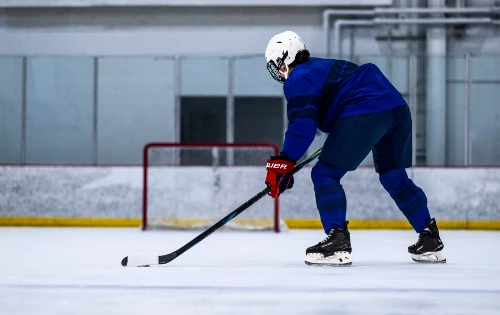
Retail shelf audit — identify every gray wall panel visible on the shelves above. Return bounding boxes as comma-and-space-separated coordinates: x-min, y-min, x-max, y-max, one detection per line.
0, 0, 394, 7
0, 7, 327, 56
1, 7, 500, 57
0, 57, 23, 163
25, 57, 93, 164
97, 57, 175, 164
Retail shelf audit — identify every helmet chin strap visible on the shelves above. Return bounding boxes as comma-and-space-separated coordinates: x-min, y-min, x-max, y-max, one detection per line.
279, 64, 290, 80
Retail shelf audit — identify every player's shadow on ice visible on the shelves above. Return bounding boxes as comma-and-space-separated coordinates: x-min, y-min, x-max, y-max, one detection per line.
285, 261, 439, 268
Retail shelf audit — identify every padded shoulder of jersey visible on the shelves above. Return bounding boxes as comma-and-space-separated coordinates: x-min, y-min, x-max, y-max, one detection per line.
283, 59, 325, 100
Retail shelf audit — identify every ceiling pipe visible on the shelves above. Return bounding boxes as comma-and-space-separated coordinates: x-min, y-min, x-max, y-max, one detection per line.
332, 18, 494, 57
323, 7, 500, 56
322, 9, 376, 57
330, 20, 374, 57
373, 7, 500, 14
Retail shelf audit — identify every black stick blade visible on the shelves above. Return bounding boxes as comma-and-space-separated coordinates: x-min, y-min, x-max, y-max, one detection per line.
121, 256, 128, 266
159, 253, 177, 265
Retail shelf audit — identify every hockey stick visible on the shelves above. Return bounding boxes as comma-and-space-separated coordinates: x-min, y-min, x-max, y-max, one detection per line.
121, 147, 322, 267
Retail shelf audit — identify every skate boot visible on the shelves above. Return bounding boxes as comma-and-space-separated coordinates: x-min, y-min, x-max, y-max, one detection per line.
305, 221, 352, 266
408, 218, 446, 263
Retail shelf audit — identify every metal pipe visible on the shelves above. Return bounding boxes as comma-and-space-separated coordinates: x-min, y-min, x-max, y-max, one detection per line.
374, 17, 492, 24
226, 56, 234, 165
426, 0, 447, 166
322, 9, 375, 55
92, 57, 99, 165
332, 20, 373, 57
333, 18, 493, 57
174, 55, 181, 144
21, 56, 27, 164
464, 53, 472, 166
374, 7, 499, 14
323, 7, 500, 57
173, 55, 181, 166
409, 54, 418, 167
456, 0, 466, 11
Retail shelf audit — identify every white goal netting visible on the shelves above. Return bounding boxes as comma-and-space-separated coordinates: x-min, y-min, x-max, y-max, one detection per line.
143, 143, 285, 232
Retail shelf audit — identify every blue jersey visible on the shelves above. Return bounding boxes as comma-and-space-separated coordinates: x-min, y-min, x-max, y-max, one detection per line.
282, 57, 406, 161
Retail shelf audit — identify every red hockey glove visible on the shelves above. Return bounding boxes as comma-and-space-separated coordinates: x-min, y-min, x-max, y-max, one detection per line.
265, 155, 296, 198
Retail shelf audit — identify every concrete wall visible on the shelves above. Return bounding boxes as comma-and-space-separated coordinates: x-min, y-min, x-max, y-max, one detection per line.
0, 0, 393, 7
0, 7, 329, 56
1, 6, 499, 57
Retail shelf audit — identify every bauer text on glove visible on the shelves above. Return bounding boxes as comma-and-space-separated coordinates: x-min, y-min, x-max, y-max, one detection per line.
265, 155, 296, 198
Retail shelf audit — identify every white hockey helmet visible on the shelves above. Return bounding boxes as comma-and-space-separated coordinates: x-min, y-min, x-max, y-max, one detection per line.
265, 31, 306, 83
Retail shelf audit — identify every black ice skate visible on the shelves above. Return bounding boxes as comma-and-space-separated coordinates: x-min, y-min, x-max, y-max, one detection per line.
408, 218, 446, 263
305, 221, 352, 266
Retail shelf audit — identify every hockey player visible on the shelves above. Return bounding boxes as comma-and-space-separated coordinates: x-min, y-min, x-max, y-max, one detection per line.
264, 31, 445, 266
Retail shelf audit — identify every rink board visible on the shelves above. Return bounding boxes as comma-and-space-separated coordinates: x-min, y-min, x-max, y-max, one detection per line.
1, 166, 500, 229
1, 216, 500, 230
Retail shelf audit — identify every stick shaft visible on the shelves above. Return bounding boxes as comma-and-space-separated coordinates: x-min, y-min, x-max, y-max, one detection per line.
159, 188, 268, 263
158, 148, 322, 264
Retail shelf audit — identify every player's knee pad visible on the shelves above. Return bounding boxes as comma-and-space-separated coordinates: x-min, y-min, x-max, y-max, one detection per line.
379, 168, 411, 192
379, 169, 427, 217
311, 160, 347, 189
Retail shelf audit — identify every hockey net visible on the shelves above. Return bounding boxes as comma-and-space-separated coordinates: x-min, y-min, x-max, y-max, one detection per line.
142, 143, 285, 232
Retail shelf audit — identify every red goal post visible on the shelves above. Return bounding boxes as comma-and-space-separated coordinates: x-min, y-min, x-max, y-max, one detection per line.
142, 142, 281, 232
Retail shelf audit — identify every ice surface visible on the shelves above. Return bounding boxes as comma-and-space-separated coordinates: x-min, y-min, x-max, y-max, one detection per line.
0, 228, 499, 315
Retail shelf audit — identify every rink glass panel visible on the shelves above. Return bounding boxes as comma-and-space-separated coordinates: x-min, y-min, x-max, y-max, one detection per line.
0, 54, 499, 166
0, 57, 23, 163
25, 57, 94, 164
97, 57, 176, 165
469, 55, 500, 165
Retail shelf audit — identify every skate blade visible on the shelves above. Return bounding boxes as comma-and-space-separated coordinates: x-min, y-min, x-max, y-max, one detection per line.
411, 251, 446, 264
305, 251, 352, 267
